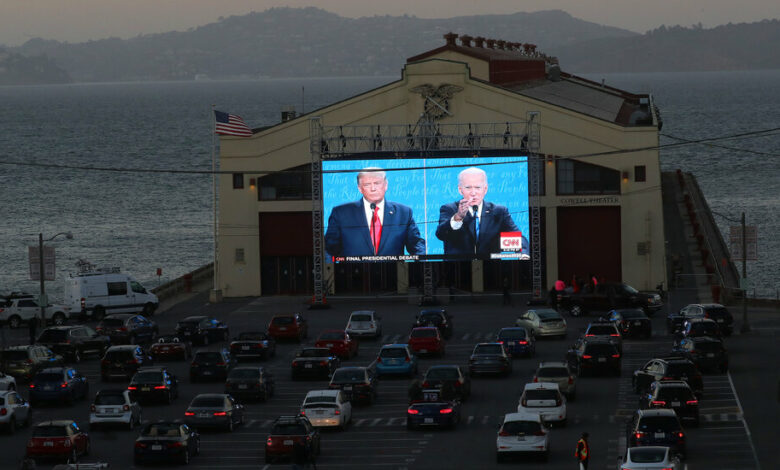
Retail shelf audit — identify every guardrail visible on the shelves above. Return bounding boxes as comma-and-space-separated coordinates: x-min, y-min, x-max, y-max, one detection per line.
151, 263, 213, 302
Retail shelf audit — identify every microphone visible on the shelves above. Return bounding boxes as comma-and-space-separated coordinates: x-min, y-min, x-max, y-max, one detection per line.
472, 205, 478, 215
370, 203, 376, 210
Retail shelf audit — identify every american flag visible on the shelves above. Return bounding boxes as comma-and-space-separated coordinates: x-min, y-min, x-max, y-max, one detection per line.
214, 110, 252, 137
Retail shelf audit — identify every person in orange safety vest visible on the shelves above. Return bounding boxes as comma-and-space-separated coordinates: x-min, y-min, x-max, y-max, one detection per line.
574, 431, 589, 469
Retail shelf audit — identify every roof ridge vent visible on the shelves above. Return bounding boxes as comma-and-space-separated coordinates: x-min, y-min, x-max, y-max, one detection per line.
473, 36, 485, 48
459, 35, 473, 47
444, 32, 458, 46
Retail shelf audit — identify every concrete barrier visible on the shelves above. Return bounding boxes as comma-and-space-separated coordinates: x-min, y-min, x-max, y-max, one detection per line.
151, 263, 213, 303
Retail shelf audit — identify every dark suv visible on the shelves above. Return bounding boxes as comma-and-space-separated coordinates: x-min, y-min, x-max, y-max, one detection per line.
328, 366, 379, 404
606, 308, 652, 339
632, 356, 703, 397
626, 408, 686, 458
36, 325, 111, 362
176, 316, 230, 346
672, 336, 728, 372
0, 345, 63, 381
128, 367, 179, 404
566, 338, 621, 376
101, 345, 153, 381
414, 309, 453, 339
264, 415, 320, 464
421, 365, 471, 401
190, 349, 234, 382
583, 321, 623, 353
639, 380, 700, 426
668, 303, 734, 335
97, 314, 158, 345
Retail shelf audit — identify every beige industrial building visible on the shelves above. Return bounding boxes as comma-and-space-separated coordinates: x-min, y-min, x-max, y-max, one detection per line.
215, 33, 666, 297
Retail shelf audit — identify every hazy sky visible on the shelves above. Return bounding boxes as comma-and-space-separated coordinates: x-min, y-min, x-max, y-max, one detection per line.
1, 0, 778, 46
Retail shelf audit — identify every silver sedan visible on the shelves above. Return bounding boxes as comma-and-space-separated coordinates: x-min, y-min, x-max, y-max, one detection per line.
515, 308, 567, 338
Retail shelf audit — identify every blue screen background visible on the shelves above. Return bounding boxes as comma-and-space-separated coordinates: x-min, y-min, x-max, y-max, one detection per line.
322, 156, 529, 257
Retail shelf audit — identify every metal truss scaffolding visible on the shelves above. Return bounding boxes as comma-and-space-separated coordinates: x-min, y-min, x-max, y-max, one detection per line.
309, 119, 536, 306
526, 112, 543, 299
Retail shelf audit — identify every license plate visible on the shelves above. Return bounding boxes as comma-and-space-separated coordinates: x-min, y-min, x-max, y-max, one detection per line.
424, 418, 434, 424
634, 321, 642, 326
517, 436, 526, 441
326, 344, 333, 347
316, 410, 324, 414
283, 440, 294, 446
420, 349, 427, 353
672, 401, 681, 407
161, 347, 170, 351
142, 387, 150, 392
151, 445, 162, 451
598, 358, 606, 363
44, 385, 53, 390
203, 371, 212, 375
183, 332, 191, 335
654, 432, 665, 439
707, 353, 715, 358
198, 413, 210, 418
716, 319, 724, 323
238, 384, 248, 389
242, 346, 250, 350
279, 327, 287, 331
305, 364, 313, 369
344, 385, 352, 391
44, 441, 54, 447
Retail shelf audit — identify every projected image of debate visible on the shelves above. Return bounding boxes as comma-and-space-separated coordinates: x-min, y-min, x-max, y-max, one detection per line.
322, 156, 530, 262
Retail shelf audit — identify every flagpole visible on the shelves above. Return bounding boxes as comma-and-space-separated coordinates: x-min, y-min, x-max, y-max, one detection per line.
210, 105, 222, 303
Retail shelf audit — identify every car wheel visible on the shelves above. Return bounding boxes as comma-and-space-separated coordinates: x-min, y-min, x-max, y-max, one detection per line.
53, 313, 66, 326
166, 391, 172, 405
226, 418, 234, 432
181, 447, 190, 465
195, 438, 200, 456
93, 306, 105, 321
570, 305, 583, 317
8, 316, 22, 329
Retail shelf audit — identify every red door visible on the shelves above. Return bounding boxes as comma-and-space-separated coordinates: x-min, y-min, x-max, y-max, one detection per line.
556, 206, 621, 284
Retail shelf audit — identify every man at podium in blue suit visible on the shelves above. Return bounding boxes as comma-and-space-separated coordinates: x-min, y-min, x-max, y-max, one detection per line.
325, 167, 426, 257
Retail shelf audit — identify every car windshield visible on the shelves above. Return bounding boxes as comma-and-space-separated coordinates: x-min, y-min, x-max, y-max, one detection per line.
33, 425, 67, 437
474, 344, 503, 355
1, 350, 28, 361
190, 396, 225, 407
584, 344, 617, 355
502, 420, 541, 435
707, 307, 731, 318
657, 387, 694, 401
300, 349, 329, 358
630, 447, 667, 463
351, 314, 372, 322
100, 318, 125, 327
143, 424, 181, 437
105, 350, 132, 361
35, 373, 63, 382
194, 352, 222, 362
271, 317, 294, 325
537, 311, 560, 320
524, 390, 559, 402
419, 314, 442, 324
498, 329, 526, 339
37, 330, 68, 342
638, 416, 681, 431
132, 371, 163, 383
229, 369, 260, 379
411, 329, 436, 338
537, 367, 569, 378
587, 325, 616, 335
667, 362, 698, 376
319, 331, 344, 340
271, 423, 306, 435
691, 324, 718, 335
695, 341, 723, 352
332, 369, 366, 382
425, 368, 458, 380
621, 284, 639, 294
380, 348, 407, 358
305, 396, 337, 404
238, 332, 266, 340
95, 393, 126, 405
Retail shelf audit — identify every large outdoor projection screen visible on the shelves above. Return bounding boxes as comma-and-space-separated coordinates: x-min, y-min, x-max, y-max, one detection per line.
322, 155, 529, 262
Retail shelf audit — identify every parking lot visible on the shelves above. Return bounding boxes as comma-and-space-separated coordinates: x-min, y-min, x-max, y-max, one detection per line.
0, 293, 767, 470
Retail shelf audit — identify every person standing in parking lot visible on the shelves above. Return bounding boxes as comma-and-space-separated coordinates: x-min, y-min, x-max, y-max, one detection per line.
575, 431, 590, 469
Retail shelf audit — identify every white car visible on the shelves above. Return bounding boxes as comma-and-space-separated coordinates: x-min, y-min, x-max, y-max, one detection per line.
300, 389, 352, 430
89, 389, 142, 430
620, 446, 684, 470
0, 390, 32, 432
533, 362, 577, 400
0, 295, 72, 328
496, 412, 549, 462
517, 382, 567, 425
515, 308, 567, 338
345, 310, 382, 339
0, 371, 16, 391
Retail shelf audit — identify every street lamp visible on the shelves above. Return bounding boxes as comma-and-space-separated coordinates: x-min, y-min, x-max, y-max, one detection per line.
38, 232, 73, 327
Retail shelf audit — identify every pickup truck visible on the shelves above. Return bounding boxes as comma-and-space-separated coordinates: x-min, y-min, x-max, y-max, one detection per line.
0, 294, 72, 328
558, 283, 662, 317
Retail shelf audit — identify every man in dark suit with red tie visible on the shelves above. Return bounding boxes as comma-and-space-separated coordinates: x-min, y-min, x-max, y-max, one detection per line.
435, 167, 528, 256
325, 168, 426, 257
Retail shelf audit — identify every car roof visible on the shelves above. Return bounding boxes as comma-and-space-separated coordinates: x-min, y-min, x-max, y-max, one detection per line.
419, 309, 446, 314
381, 343, 409, 349
582, 337, 616, 344
304, 390, 341, 398
503, 412, 543, 423
687, 318, 717, 324
35, 420, 76, 427
653, 380, 690, 388
638, 408, 678, 417
350, 310, 375, 315
273, 415, 309, 424
107, 345, 138, 351
38, 367, 67, 374
523, 382, 560, 391
688, 336, 722, 343
3, 345, 36, 351
104, 313, 134, 319
411, 326, 438, 331
474, 342, 503, 348
42, 325, 81, 331
232, 365, 264, 371
136, 367, 167, 373
427, 365, 460, 370
526, 308, 559, 314
96, 388, 128, 395
657, 356, 693, 364
537, 361, 569, 369
192, 393, 228, 399
334, 366, 367, 372
181, 315, 208, 322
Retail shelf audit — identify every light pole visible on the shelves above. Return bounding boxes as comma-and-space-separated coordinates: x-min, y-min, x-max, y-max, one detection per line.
38, 232, 73, 327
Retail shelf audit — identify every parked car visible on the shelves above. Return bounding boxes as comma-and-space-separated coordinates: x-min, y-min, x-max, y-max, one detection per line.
134, 421, 200, 465
36, 325, 111, 363
0, 345, 63, 381
583, 320, 623, 353
375, 344, 418, 377
89, 388, 142, 430
619, 446, 684, 470
328, 366, 378, 404
0, 293, 71, 328
672, 336, 729, 373
100, 345, 153, 382
345, 310, 382, 339
515, 308, 567, 339
0, 371, 17, 391
97, 314, 158, 345
264, 415, 320, 464
267, 314, 308, 341
414, 309, 452, 339
496, 327, 536, 357
291, 347, 340, 380
184, 393, 244, 432
533, 361, 577, 400
315, 329, 359, 359
496, 412, 550, 462
225, 366, 275, 402
190, 349, 234, 382
229, 331, 276, 360
607, 308, 652, 339
632, 357, 703, 397
517, 382, 567, 426
29, 367, 89, 405
676, 318, 722, 341
565, 338, 622, 377
0, 390, 32, 433
421, 365, 471, 401
26, 420, 90, 464
639, 380, 700, 426
149, 334, 192, 361
128, 367, 179, 404
468, 343, 512, 376
408, 327, 446, 357
625, 409, 686, 458
300, 389, 352, 429
406, 388, 461, 430
668, 303, 733, 335
175, 316, 229, 345
560, 282, 663, 317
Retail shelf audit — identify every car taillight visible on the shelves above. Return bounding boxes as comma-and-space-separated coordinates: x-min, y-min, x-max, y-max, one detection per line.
300, 410, 306, 416
127, 386, 137, 390
0, 408, 6, 416
319, 361, 328, 366
184, 411, 195, 416
334, 410, 341, 415
422, 381, 429, 387
454, 380, 462, 387
405, 356, 410, 362
652, 400, 667, 406
686, 400, 698, 405
213, 412, 227, 416
29, 384, 35, 389
582, 355, 592, 359
127, 359, 138, 365
677, 431, 685, 438
266, 437, 273, 445
118, 327, 127, 332
497, 340, 504, 344
123, 404, 130, 411
167, 442, 183, 448
584, 334, 595, 337
25, 359, 33, 364
532, 376, 538, 382
635, 431, 645, 439
135, 442, 147, 448
521, 399, 527, 407
518, 340, 528, 345
216, 362, 226, 366
661, 376, 673, 381
90, 404, 96, 412
612, 354, 621, 358
407, 409, 419, 414
498, 430, 510, 436
610, 334, 620, 337
154, 385, 166, 390
60, 383, 68, 388
439, 408, 453, 414
555, 398, 562, 406
568, 376, 574, 384
534, 430, 547, 436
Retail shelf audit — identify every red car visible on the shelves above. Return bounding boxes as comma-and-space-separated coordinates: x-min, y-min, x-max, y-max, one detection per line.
408, 327, 445, 357
315, 330, 358, 359
149, 335, 192, 361
26, 420, 90, 464
267, 314, 308, 341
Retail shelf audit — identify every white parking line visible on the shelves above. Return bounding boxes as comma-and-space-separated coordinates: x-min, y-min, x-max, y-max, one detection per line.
726, 372, 762, 470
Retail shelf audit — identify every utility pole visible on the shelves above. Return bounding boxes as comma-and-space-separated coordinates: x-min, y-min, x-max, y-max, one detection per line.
740, 212, 750, 333
39, 233, 45, 328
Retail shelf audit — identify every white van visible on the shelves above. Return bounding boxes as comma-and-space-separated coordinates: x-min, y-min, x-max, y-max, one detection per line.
65, 267, 159, 320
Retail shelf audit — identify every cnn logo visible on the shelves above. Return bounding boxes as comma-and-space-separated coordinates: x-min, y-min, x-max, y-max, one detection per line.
500, 232, 523, 251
